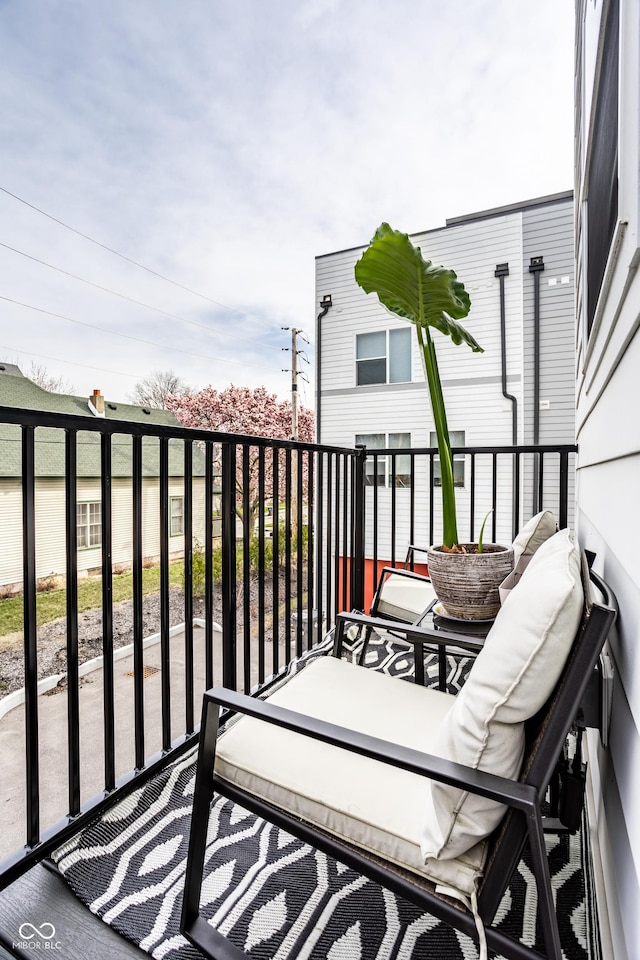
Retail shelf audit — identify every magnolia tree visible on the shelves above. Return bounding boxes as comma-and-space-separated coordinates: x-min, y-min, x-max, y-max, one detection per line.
168, 385, 315, 533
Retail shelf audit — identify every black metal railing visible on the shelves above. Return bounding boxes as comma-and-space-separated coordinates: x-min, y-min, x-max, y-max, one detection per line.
0, 405, 577, 889
0, 407, 361, 888
361, 443, 576, 599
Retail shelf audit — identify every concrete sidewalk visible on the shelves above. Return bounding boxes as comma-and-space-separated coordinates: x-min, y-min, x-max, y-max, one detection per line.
0, 621, 220, 859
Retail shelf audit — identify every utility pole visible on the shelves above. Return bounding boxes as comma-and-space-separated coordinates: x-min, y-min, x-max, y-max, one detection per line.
282, 327, 308, 440
291, 327, 299, 441
282, 327, 309, 557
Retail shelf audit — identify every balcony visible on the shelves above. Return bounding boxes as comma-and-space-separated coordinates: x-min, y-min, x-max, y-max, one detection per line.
0, 406, 593, 959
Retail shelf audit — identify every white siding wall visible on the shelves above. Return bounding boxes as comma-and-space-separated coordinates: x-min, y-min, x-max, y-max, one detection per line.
521, 200, 577, 525
575, 2, 640, 956
0, 477, 207, 589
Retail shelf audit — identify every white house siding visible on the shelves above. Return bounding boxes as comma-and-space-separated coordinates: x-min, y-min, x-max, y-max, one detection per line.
521, 199, 577, 525
575, 2, 640, 956
0, 481, 23, 587
0, 477, 207, 590
316, 198, 575, 560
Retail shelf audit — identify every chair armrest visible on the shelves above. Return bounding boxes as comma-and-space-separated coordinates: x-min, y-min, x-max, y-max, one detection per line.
404, 544, 431, 568
208, 685, 537, 814
378, 566, 432, 585
335, 610, 485, 657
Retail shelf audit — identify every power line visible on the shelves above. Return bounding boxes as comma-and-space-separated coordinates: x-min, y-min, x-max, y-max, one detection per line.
0, 296, 271, 372
0, 343, 141, 381
0, 240, 281, 353
0, 185, 253, 319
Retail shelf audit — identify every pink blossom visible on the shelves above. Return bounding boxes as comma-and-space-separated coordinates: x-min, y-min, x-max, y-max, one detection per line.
168, 385, 315, 529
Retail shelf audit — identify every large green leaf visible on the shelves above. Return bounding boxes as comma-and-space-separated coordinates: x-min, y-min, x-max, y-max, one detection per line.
354, 222, 482, 353
354, 223, 483, 547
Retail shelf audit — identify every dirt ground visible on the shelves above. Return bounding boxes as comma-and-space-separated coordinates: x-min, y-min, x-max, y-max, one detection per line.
0, 577, 288, 698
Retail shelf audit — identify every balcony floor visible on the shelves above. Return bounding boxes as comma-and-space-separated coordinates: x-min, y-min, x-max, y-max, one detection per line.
0, 864, 142, 959
0, 633, 601, 959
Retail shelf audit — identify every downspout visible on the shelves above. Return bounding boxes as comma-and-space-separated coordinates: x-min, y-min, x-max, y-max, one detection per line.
529, 256, 545, 513
495, 263, 518, 536
495, 263, 517, 443
315, 294, 333, 443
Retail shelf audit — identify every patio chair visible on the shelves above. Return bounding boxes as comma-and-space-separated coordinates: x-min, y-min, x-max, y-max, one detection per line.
181, 530, 616, 960
355, 563, 438, 669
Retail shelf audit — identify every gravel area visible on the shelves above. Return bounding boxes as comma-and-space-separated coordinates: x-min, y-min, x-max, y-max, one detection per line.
0, 577, 288, 699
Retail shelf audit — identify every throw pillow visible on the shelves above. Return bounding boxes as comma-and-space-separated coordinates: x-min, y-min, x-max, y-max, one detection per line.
511, 509, 557, 566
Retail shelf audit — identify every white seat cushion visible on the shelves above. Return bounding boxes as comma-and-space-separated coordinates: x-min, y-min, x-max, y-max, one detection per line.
376, 572, 436, 621
215, 656, 486, 894
421, 528, 583, 864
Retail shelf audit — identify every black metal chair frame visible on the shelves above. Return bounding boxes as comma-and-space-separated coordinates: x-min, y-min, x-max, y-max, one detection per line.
181, 561, 617, 960
357, 562, 438, 670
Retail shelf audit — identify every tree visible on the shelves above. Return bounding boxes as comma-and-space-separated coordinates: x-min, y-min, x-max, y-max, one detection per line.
130, 369, 191, 409
168, 385, 315, 531
28, 362, 75, 394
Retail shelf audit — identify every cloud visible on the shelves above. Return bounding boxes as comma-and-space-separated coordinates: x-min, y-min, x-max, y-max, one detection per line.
0, 0, 574, 403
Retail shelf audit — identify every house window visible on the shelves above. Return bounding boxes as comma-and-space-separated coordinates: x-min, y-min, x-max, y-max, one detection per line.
586, 0, 619, 334
355, 432, 411, 487
356, 329, 411, 385
77, 501, 101, 548
170, 496, 184, 537
429, 430, 466, 487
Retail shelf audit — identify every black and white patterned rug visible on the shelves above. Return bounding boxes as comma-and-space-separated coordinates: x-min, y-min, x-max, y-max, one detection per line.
51, 633, 600, 960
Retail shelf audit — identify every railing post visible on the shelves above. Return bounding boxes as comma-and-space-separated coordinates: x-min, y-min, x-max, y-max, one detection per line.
221, 441, 237, 691
22, 425, 39, 848
64, 430, 80, 815
559, 450, 569, 530
350, 445, 367, 612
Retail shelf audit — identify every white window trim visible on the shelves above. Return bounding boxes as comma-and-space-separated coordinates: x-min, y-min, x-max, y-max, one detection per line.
355, 432, 412, 488
170, 496, 185, 538
77, 500, 102, 550
354, 329, 412, 387
429, 430, 466, 489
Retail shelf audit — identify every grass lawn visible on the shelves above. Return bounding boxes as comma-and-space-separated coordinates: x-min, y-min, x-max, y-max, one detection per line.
0, 562, 186, 637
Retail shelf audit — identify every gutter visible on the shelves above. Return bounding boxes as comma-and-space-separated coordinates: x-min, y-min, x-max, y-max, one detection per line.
529, 256, 545, 513
496, 262, 518, 535
315, 294, 333, 443
495, 263, 517, 444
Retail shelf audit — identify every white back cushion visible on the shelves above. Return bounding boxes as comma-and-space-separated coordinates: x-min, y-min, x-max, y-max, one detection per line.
511, 509, 557, 566
422, 528, 583, 863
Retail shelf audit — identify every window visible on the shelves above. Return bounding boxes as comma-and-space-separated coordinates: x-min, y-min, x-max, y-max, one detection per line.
429, 430, 465, 487
586, 0, 619, 334
356, 329, 411, 385
355, 432, 411, 487
77, 501, 101, 548
170, 496, 184, 537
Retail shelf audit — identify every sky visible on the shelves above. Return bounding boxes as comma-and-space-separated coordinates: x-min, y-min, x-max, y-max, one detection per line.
0, 0, 575, 409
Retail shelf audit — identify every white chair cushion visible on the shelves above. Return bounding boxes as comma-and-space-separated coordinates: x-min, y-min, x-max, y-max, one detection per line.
376, 572, 437, 621
511, 509, 556, 566
421, 528, 583, 864
216, 656, 486, 895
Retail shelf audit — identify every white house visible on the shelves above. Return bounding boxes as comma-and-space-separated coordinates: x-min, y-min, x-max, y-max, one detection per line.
315, 193, 576, 571
574, 1, 639, 956
0, 365, 208, 595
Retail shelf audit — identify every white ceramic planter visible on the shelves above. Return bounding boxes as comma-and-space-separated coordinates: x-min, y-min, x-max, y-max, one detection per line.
426, 543, 514, 620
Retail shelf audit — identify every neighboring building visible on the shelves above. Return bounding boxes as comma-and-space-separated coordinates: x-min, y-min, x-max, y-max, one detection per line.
0, 365, 207, 594
315, 192, 576, 561
575, 1, 639, 956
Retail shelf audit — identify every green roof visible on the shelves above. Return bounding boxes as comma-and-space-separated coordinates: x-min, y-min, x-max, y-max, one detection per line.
0, 366, 207, 479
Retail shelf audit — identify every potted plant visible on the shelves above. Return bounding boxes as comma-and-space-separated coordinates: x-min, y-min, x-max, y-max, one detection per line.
354, 223, 513, 619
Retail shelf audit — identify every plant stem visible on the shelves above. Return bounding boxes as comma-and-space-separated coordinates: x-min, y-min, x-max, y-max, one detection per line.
417, 325, 458, 547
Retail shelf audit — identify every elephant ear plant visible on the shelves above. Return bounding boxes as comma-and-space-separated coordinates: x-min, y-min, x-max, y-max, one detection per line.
354, 222, 482, 550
